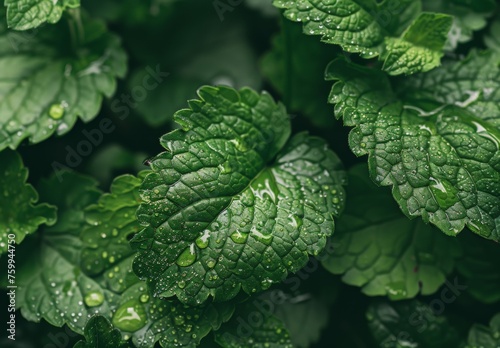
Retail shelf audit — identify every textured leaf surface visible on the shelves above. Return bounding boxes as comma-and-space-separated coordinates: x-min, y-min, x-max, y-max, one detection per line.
423, 0, 496, 50
273, 0, 451, 75
326, 52, 500, 239
0, 150, 56, 255
5, 0, 80, 30
0, 16, 126, 150
17, 173, 114, 334
322, 164, 462, 299
367, 300, 461, 348
466, 313, 500, 348
74, 315, 128, 348
80, 173, 234, 348
215, 302, 293, 348
132, 86, 346, 305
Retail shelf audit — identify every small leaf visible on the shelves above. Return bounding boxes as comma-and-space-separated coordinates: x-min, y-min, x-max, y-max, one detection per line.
132, 86, 346, 305
0, 15, 126, 150
5, 0, 80, 30
326, 51, 500, 239
322, 164, 462, 299
0, 150, 56, 255
74, 315, 128, 348
215, 302, 293, 348
466, 313, 500, 348
367, 300, 462, 348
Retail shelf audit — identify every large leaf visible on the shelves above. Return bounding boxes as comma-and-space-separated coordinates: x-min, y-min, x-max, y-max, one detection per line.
367, 300, 462, 348
0, 150, 56, 255
326, 51, 500, 240
322, 164, 462, 299
5, 0, 80, 30
0, 15, 126, 150
16, 172, 114, 334
132, 86, 346, 305
466, 313, 500, 348
273, 0, 452, 75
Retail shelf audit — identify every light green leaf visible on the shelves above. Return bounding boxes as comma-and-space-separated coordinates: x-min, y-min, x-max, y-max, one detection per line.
273, 0, 452, 75
0, 150, 56, 255
326, 51, 500, 240
367, 300, 462, 348
215, 302, 293, 348
5, 0, 80, 30
17, 172, 114, 334
74, 315, 128, 348
132, 86, 346, 305
466, 313, 500, 348
322, 164, 462, 299
423, 0, 496, 50
0, 15, 126, 150
381, 13, 452, 75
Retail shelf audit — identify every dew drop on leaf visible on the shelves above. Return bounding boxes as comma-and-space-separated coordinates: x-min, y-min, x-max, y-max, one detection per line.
49, 103, 65, 119
112, 299, 147, 332
176, 244, 197, 267
83, 291, 104, 307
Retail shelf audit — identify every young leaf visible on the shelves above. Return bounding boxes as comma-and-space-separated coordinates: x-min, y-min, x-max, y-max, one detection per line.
17, 172, 114, 334
5, 0, 80, 30
326, 51, 500, 240
367, 300, 462, 348
466, 313, 500, 348
273, 0, 452, 75
132, 86, 347, 305
74, 315, 128, 348
322, 164, 462, 300
215, 302, 293, 348
0, 150, 56, 255
0, 15, 126, 151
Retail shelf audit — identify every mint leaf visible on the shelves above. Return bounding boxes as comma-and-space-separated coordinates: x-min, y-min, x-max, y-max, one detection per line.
456, 232, 500, 304
0, 150, 56, 255
5, 0, 80, 30
326, 51, 500, 239
423, 0, 496, 50
17, 172, 115, 334
273, 0, 452, 75
215, 302, 293, 348
74, 315, 128, 348
484, 17, 500, 52
322, 164, 462, 299
466, 313, 500, 348
0, 16, 126, 151
381, 13, 452, 75
367, 300, 462, 348
261, 20, 339, 127
132, 86, 346, 305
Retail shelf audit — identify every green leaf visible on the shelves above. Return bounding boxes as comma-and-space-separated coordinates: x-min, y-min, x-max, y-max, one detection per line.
423, 0, 496, 50
261, 19, 339, 127
381, 13, 452, 75
484, 17, 500, 52
367, 300, 462, 348
215, 302, 293, 348
74, 315, 128, 348
466, 313, 500, 348
0, 15, 126, 151
456, 232, 500, 304
326, 51, 500, 240
0, 150, 56, 255
17, 172, 115, 334
273, 0, 452, 75
132, 86, 346, 305
322, 164, 462, 299
5, 0, 80, 30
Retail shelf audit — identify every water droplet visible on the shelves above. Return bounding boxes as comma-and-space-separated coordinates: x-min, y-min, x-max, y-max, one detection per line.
174, 315, 185, 326
429, 177, 459, 209
230, 230, 248, 244
112, 299, 147, 332
195, 230, 210, 249
176, 244, 197, 267
207, 260, 216, 268
139, 294, 149, 303
385, 282, 408, 300
178, 280, 186, 289
49, 103, 65, 119
84, 291, 104, 307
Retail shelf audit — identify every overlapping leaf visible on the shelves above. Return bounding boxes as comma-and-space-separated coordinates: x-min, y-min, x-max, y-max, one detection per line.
326, 51, 500, 240
5, 0, 80, 30
466, 313, 500, 348
273, 0, 452, 75
132, 86, 346, 305
75, 315, 128, 348
0, 150, 56, 255
0, 15, 126, 150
